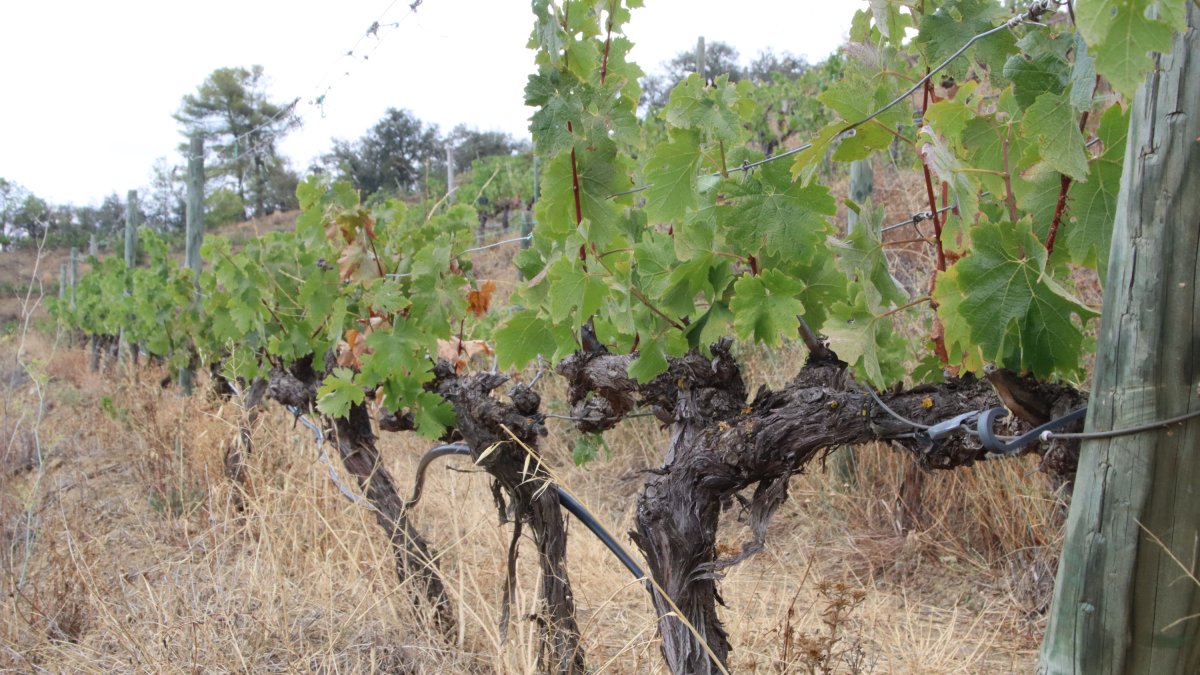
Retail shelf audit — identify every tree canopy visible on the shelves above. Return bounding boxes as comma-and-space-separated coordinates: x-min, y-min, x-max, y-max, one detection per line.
175, 65, 300, 219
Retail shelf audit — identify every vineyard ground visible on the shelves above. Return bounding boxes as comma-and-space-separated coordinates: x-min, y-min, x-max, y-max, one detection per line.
1, 346, 1063, 671
2, 168, 1071, 672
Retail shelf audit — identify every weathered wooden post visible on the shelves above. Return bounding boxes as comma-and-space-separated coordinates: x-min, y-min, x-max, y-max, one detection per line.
118, 189, 139, 370
695, 36, 706, 81
517, 156, 540, 281
68, 247, 78, 310
178, 135, 205, 393
1040, 7, 1200, 672
836, 159, 874, 486
445, 145, 455, 204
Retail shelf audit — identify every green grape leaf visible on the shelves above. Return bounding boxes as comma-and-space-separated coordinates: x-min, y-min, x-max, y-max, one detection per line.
359, 322, 428, 389
643, 129, 702, 223
628, 336, 669, 383
924, 81, 980, 144
1075, 0, 1183, 97
934, 220, 1096, 377
495, 310, 559, 369
918, 128, 979, 249
818, 79, 902, 161
547, 257, 609, 325
832, 205, 908, 312
789, 123, 842, 183
1021, 91, 1089, 180
824, 296, 908, 388
1064, 102, 1128, 277
723, 161, 836, 259
1004, 53, 1069, 109
1069, 33, 1098, 112
916, 0, 1015, 80
317, 367, 365, 419
730, 269, 805, 345
413, 391, 457, 440
665, 74, 753, 143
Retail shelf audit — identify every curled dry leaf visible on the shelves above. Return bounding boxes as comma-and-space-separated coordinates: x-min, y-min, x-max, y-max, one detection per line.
467, 280, 497, 317
437, 336, 495, 374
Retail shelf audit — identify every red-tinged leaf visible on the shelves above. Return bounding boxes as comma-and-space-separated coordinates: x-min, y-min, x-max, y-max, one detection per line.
467, 280, 497, 317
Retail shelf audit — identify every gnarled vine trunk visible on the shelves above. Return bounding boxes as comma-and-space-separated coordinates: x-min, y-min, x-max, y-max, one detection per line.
560, 341, 1085, 674
425, 366, 584, 674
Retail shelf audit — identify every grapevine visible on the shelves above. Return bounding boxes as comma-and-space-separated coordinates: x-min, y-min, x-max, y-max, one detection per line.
53, 1, 1193, 673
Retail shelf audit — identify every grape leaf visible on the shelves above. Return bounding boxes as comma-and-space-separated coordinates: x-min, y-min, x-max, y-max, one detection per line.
832, 205, 907, 312
934, 220, 1096, 377
1075, 0, 1182, 97
1004, 53, 1069, 109
495, 310, 559, 369
665, 74, 754, 143
1063, 102, 1128, 277
730, 270, 805, 345
1069, 32, 1098, 112
916, 0, 1015, 80
413, 391, 457, 440
824, 296, 908, 388
643, 129, 701, 223
547, 257, 609, 325
628, 336, 669, 383
722, 161, 836, 259
317, 367, 366, 418
1020, 91, 1088, 181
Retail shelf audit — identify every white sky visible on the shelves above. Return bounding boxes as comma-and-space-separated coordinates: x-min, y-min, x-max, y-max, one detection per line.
0, 1, 858, 207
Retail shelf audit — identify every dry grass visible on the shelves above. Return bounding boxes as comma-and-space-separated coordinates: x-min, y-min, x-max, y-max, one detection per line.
0, 326, 1063, 673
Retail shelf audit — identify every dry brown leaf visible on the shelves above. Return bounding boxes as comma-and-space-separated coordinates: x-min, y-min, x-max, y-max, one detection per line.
467, 280, 497, 317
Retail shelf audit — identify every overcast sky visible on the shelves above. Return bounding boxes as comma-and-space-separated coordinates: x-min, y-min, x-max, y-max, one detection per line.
0, 1, 858, 207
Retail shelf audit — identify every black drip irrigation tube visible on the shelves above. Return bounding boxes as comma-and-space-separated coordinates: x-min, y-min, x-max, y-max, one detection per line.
411, 444, 648, 584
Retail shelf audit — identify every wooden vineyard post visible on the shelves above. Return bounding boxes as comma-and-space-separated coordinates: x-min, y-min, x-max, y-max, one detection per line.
836, 159, 874, 485
445, 145, 455, 204
118, 189, 139, 370
178, 135, 205, 393
1040, 7, 1200, 673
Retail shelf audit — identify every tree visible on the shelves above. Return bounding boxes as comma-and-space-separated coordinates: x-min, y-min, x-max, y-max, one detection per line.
175, 66, 299, 219
144, 158, 187, 232
641, 41, 810, 111
323, 108, 441, 197
1040, 5, 1200, 672
0, 179, 51, 241
746, 48, 809, 83
446, 124, 526, 168
641, 40, 744, 110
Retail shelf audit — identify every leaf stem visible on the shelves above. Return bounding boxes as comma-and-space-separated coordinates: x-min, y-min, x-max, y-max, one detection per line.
877, 296, 931, 320
629, 286, 685, 331
1001, 126, 1020, 225
599, 0, 616, 85
1046, 107, 1091, 256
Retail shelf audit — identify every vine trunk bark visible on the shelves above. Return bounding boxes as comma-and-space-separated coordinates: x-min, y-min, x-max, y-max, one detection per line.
559, 342, 1086, 674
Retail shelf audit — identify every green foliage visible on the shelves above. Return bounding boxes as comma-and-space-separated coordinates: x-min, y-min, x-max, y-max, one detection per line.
205, 187, 246, 228
1074, 0, 1188, 97
505, 0, 1181, 390
58, 0, 1188, 437
457, 153, 535, 220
